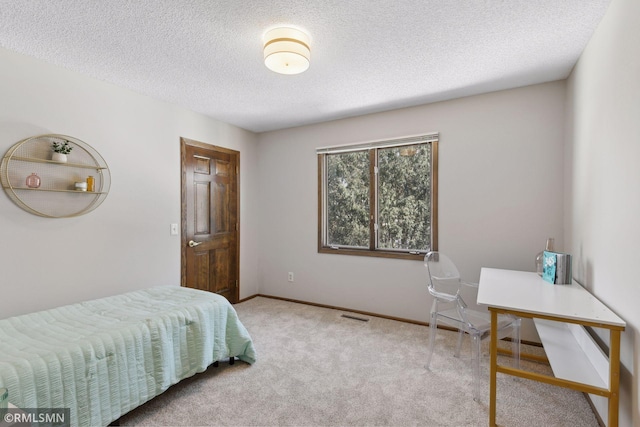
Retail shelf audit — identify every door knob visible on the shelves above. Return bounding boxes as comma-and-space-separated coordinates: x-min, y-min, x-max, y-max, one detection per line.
188, 240, 203, 248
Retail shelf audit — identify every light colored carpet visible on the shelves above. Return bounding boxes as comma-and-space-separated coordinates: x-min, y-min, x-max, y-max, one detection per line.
119, 296, 599, 426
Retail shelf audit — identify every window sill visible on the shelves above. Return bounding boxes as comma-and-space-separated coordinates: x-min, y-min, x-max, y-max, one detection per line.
318, 247, 424, 261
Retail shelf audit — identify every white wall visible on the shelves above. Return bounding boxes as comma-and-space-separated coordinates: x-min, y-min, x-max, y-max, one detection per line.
257, 81, 566, 341
565, 0, 640, 425
0, 47, 261, 318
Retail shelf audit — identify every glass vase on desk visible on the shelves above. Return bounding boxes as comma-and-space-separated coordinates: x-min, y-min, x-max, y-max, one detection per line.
535, 238, 554, 276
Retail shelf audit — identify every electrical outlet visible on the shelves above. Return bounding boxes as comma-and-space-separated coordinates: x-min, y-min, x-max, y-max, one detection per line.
288, 272, 294, 282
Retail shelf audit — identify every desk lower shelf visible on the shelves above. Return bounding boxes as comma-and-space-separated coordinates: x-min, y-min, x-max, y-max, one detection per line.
534, 318, 609, 389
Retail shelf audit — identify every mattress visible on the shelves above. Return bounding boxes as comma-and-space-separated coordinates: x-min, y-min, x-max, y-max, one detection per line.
0, 286, 256, 426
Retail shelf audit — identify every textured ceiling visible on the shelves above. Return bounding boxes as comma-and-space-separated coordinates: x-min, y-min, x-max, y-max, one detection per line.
0, 0, 611, 133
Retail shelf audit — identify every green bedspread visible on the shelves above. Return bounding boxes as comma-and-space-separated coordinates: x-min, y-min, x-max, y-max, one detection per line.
0, 286, 256, 426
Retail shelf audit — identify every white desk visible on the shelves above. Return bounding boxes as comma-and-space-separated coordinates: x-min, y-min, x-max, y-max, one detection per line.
478, 268, 626, 427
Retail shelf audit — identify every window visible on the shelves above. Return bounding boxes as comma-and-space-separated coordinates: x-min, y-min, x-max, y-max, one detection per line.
317, 134, 438, 260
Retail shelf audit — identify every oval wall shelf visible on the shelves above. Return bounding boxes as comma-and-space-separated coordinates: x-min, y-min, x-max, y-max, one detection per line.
0, 134, 111, 218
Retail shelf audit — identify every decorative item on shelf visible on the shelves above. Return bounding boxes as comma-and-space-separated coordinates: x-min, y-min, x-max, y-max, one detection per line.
86, 175, 95, 192
51, 139, 73, 163
75, 182, 87, 191
25, 173, 41, 188
535, 237, 554, 276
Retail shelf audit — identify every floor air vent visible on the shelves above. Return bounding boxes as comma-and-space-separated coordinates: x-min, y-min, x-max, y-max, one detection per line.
341, 314, 370, 322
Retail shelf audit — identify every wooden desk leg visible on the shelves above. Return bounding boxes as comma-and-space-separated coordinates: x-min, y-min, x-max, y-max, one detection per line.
609, 329, 621, 427
489, 309, 498, 427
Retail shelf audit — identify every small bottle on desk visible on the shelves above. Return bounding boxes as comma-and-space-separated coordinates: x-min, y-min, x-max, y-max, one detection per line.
86, 175, 95, 192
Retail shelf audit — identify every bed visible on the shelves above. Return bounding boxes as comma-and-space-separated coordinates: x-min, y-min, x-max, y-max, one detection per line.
0, 286, 256, 426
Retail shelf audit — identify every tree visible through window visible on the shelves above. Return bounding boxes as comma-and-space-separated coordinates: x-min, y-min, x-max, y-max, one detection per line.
318, 135, 438, 260
326, 151, 370, 248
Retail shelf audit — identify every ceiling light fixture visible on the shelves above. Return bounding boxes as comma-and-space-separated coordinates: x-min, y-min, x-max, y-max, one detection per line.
263, 27, 310, 75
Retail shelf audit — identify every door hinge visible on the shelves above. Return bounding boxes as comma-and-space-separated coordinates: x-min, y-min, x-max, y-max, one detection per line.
374, 166, 379, 175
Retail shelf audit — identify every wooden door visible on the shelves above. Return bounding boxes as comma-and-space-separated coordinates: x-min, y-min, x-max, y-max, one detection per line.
181, 137, 239, 303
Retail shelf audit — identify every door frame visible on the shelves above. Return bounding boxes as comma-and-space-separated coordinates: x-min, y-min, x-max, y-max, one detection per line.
180, 137, 240, 302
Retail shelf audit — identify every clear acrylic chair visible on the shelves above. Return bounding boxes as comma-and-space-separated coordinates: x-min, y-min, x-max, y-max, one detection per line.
424, 251, 521, 401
